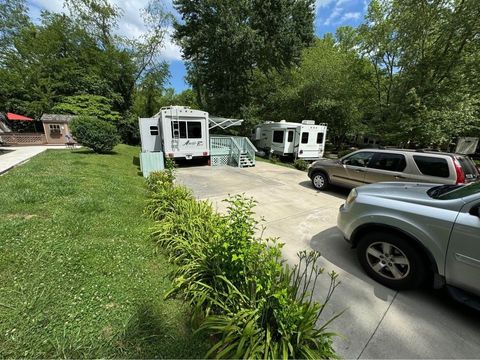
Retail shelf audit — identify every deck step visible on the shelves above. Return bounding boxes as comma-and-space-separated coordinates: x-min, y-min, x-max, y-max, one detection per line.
239, 154, 255, 168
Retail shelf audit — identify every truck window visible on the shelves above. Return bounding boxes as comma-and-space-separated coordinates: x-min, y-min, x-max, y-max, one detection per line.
317, 133, 324, 144
187, 121, 202, 139
413, 155, 449, 178
273, 130, 284, 143
301, 132, 309, 144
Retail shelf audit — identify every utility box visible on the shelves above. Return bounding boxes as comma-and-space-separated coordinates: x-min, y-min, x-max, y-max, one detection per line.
140, 152, 165, 178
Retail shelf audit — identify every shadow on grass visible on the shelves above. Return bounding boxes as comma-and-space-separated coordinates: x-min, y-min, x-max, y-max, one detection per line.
132, 156, 140, 167
71, 149, 118, 155
114, 302, 209, 359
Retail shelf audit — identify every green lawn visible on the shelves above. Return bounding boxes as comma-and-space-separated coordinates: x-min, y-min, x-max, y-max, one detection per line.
0, 145, 208, 358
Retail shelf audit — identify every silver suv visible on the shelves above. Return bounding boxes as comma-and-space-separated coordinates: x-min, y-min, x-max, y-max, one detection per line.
337, 181, 480, 306
308, 149, 478, 190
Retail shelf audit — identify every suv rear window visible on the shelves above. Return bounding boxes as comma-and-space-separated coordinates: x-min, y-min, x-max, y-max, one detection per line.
368, 153, 406, 172
456, 156, 478, 181
413, 155, 449, 178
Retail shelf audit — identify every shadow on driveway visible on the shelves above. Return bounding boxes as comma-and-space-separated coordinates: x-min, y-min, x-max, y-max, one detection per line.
298, 180, 350, 200
310, 225, 480, 316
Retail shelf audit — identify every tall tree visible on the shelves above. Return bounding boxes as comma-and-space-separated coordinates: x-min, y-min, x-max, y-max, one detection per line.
64, 0, 121, 48
358, 0, 480, 147
174, 0, 315, 116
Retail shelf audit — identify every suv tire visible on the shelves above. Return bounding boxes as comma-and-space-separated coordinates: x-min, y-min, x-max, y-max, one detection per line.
357, 231, 427, 290
311, 172, 329, 190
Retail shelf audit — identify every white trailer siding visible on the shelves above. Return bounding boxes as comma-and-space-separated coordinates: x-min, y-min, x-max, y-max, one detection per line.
139, 106, 210, 161
252, 120, 327, 160
297, 124, 327, 160
160, 109, 209, 159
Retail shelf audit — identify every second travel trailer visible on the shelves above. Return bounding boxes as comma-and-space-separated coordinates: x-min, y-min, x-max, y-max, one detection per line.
252, 120, 328, 160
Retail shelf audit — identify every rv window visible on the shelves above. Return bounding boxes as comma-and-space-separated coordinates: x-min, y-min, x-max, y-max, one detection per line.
317, 133, 324, 144
301, 132, 309, 144
273, 130, 284, 143
187, 121, 202, 139
172, 121, 187, 138
150, 126, 159, 135
287, 131, 294, 142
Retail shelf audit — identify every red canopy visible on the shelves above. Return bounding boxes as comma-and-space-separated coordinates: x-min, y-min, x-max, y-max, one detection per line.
7, 112, 34, 121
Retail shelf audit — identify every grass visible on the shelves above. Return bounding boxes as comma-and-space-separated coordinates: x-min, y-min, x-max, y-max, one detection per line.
0, 145, 208, 358
255, 155, 297, 169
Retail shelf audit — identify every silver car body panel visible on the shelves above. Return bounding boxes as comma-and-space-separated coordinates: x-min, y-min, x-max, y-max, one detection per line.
338, 182, 480, 296
446, 198, 480, 295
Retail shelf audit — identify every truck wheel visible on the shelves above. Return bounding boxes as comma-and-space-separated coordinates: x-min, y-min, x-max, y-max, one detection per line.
311, 172, 329, 190
357, 231, 427, 290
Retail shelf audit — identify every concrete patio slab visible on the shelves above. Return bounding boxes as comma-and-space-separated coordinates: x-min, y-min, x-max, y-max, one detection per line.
176, 161, 480, 359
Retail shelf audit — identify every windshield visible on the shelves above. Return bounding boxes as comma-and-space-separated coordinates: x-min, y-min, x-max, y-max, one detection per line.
433, 181, 480, 200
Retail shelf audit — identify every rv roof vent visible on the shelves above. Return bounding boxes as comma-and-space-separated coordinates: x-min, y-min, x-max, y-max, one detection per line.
280, 120, 286, 123
302, 120, 315, 125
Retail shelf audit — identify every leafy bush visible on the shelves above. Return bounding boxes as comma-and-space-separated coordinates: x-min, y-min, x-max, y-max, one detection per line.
70, 116, 120, 153
145, 169, 341, 359
270, 154, 280, 164
294, 159, 309, 171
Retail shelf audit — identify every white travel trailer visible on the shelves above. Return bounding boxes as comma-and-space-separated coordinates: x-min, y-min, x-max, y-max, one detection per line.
139, 106, 210, 160
252, 120, 327, 160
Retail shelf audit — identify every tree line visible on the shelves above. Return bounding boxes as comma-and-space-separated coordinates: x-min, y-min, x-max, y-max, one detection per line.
0, 0, 194, 143
1, 0, 479, 149
174, 0, 480, 148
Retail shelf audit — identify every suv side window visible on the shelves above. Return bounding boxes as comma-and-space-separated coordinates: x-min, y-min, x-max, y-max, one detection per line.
413, 155, 449, 178
343, 152, 374, 167
368, 153, 407, 172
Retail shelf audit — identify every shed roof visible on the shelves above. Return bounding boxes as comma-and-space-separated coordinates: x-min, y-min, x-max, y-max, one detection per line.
41, 114, 76, 123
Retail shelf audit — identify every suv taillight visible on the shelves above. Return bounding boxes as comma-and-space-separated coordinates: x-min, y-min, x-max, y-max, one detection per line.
453, 158, 465, 184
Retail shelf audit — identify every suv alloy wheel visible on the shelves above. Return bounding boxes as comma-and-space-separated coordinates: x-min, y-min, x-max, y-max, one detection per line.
357, 231, 428, 290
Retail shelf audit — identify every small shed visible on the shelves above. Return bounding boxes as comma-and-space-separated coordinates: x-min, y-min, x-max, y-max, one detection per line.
41, 114, 75, 145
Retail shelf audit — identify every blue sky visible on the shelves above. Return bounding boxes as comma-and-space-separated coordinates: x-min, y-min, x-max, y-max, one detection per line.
26, 0, 367, 93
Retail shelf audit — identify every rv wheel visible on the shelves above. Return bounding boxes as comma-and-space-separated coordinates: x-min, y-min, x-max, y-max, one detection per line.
311, 172, 329, 190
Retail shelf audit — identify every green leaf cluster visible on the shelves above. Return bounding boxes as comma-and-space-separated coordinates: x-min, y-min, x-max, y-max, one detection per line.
144, 170, 341, 359
70, 115, 120, 153
173, 0, 315, 116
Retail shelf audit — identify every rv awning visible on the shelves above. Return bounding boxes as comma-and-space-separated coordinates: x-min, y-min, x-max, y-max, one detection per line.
7, 112, 33, 121
209, 116, 244, 130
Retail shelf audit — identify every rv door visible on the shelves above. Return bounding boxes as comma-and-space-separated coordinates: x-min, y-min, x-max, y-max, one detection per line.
285, 129, 295, 155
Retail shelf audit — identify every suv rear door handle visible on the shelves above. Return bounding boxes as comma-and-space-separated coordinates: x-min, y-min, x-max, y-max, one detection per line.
355, 169, 365, 173
395, 175, 405, 179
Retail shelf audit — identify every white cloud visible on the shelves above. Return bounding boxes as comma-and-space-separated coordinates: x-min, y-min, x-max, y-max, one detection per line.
27, 0, 182, 62
320, 0, 361, 26
315, 0, 335, 9
340, 12, 360, 22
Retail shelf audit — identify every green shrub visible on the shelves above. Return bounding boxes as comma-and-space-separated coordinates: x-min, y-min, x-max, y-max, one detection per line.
270, 154, 280, 164
70, 116, 120, 153
294, 159, 309, 171
145, 172, 341, 359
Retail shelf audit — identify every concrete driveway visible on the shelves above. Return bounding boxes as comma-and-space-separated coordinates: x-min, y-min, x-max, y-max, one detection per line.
176, 161, 480, 359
